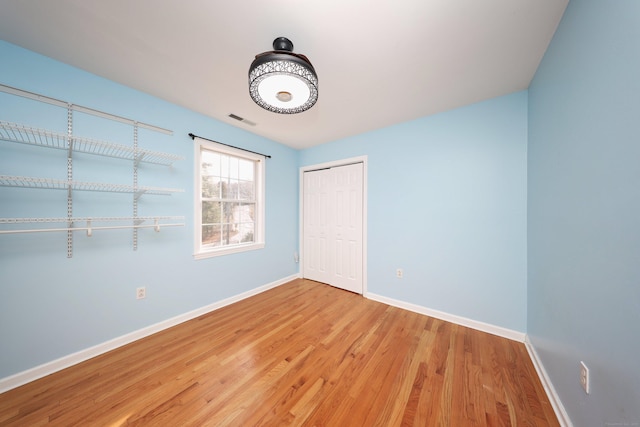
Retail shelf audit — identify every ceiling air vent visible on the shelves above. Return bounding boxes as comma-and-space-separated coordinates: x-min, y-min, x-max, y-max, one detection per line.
228, 113, 256, 126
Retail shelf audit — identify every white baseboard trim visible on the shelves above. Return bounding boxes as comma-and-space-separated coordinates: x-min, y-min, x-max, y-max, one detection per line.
524, 336, 573, 427
0, 274, 298, 394
365, 292, 526, 342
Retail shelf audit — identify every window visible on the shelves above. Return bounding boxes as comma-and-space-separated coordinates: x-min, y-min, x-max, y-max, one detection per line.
194, 138, 264, 259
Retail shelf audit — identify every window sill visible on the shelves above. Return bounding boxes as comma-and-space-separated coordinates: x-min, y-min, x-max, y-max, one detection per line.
193, 242, 265, 260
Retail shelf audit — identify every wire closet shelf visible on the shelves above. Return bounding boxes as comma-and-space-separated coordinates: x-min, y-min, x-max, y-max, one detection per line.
0, 83, 185, 256
0, 120, 183, 166
0, 217, 185, 235
0, 175, 183, 197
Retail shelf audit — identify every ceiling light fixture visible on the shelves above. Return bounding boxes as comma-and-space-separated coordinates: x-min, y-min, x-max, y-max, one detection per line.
249, 37, 318, 114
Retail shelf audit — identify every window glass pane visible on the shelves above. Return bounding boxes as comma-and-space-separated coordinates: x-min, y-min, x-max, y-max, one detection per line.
202, 176, 222, 198
239, 159, 254, 181
229, 156, 239, 179
239, 203, 255, 222
239, 222, 254, 243
202, 201, 222, 224
221, 202, 237, 223
238, 203, 255, 243
201, 151, 220, 176
202, 224, 222, 246
230, 179, 240, 199
219, 179, 230, 199
220, 154, 229, 177
222, 223, 236, 245
248, 203, 256, 221
239, 180, 254, 201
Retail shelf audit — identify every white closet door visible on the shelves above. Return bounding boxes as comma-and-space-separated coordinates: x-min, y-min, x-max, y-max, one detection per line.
331, 163, 363, 293
303, 168, 332, 285
303, 163, 363, 294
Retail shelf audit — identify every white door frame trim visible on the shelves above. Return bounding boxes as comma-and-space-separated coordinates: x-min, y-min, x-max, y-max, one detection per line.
299, 156, 368, 296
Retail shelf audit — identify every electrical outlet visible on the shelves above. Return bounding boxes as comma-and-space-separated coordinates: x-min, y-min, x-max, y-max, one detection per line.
136, 287, 146, 300
396, 268, 403, 279
580, 361, 589, 394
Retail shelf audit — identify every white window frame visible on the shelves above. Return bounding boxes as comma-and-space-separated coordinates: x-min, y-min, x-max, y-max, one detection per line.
193, 137, 265, 259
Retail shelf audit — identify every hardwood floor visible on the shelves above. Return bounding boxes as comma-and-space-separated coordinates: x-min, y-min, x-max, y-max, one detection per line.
0, 279, 559, 426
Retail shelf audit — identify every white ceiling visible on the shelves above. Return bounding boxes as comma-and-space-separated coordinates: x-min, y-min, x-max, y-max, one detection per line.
0, 0, 568, 149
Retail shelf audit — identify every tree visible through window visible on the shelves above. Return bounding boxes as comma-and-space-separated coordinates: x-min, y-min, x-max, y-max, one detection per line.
195, 138, 264, 258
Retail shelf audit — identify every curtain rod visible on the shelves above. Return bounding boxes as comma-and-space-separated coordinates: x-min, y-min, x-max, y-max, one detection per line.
188, 133, 271, 159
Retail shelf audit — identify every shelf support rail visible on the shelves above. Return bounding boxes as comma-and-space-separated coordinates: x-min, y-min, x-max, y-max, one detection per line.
133, 123, 139, 250
67, 104, 74, 258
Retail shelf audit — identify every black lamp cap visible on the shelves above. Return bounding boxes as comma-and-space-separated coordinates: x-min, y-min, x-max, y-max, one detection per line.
250, 37, 317, 77
272, 37, 294, 52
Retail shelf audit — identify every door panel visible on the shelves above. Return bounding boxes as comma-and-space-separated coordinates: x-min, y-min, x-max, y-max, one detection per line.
303, 163, 363, 294
331, 163, 363, 293
303, 168, 332, 284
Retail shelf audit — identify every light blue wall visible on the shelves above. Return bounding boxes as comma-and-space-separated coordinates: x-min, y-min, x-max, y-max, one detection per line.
300, 91, 528, 332
0, 41, 299, 378
528, 1, 640, 425
1, 36, 530, 383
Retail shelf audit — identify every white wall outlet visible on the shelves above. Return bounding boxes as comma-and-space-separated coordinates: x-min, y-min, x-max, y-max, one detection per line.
580, 361, 589, 394
396, 268, 403, 279
136, 286, 146, 300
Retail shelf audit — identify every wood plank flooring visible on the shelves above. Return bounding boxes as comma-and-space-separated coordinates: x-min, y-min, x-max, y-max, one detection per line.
0, 279, 559, 426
